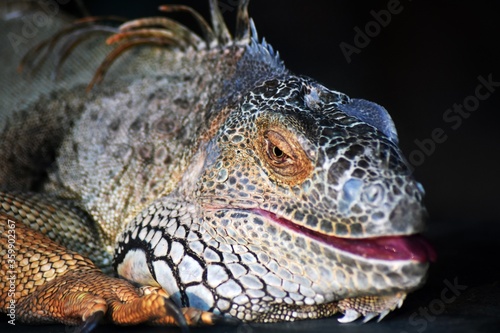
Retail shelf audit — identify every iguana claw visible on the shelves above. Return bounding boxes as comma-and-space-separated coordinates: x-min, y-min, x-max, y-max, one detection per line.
75, 311, 105, 333
338, 309, 362, 323
361, 312, 378, 323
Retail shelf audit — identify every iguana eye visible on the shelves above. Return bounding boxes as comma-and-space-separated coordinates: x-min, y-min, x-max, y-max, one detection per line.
257, 129, 314, 185
266, 139, 288, 164
264, 131, 292, 165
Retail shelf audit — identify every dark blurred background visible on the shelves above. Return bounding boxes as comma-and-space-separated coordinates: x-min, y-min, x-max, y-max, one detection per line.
58, 0, 500, 225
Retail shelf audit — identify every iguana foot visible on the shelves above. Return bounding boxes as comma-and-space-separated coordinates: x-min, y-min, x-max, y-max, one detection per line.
16, 269, 234, 332
0, 213, 236, 332
252, 293, 405, 323
337, 293, 406, 323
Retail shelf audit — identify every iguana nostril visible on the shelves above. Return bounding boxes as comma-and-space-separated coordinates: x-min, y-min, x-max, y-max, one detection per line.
339, 180, 388, 216
363, 184, 385, 205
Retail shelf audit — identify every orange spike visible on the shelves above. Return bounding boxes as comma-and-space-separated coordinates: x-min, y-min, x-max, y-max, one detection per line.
118, 17, 170, 32
106, 29, 176, 45
159, 5, 215, 44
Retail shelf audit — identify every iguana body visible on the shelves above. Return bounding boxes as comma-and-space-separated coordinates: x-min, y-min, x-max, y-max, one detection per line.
0, 1, 434, 330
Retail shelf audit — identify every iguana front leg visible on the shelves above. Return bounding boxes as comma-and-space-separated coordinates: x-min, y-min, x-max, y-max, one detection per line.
0, 204, 234, 331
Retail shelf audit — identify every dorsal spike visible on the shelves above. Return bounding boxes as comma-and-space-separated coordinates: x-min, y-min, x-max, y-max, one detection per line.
249, 18, 258, 42
243, 18, 285, 71
54, 25, 118, 80
235, 0, 250, 44
158, 5, 216, 47
209, 0, 232, 45
118, 17, 204, 49
18, 16, 123, 75
261, 37, 267, 47
86, 36, 181, 92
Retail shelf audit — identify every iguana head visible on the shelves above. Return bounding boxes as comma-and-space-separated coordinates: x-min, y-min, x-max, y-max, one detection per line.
112, 1, 434, 323
192, 74, 434, 321
201, 76, 427, 239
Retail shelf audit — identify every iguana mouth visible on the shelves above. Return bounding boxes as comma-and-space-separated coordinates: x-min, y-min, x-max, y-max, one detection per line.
254, 209, 436, 263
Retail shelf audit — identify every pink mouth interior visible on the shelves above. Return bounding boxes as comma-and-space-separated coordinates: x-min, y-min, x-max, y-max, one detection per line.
255, 209, 436, 263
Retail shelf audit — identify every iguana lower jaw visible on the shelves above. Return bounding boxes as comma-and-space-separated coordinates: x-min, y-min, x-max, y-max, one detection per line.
117, 206, 429, 323
189, 204, 432, 317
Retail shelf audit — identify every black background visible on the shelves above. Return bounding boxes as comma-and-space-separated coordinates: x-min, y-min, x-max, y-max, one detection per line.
2, 1, 499, 332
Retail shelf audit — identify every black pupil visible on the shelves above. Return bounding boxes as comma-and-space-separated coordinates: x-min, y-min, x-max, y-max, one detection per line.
273, 146, 284, 158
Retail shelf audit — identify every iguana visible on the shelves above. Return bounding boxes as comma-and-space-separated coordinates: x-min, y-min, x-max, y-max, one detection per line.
0, 1, 435, 331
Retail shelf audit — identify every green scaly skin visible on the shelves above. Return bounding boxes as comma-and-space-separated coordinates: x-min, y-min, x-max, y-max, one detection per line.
0, 0, 433, 329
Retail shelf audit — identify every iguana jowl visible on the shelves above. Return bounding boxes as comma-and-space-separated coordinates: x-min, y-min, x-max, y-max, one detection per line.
0, 0, 435, 329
